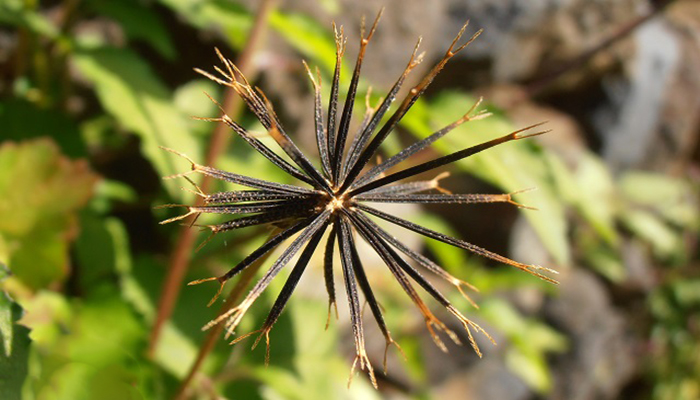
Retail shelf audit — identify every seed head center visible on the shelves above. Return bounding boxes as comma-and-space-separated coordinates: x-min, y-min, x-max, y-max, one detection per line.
326, 194, 347, 212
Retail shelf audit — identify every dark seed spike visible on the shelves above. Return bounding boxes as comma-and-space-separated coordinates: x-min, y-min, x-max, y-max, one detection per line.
341, 210, 402, 373
342, 212, 392, 339
353, 98, 488, 187
217, 218, 313, 283
358, 204, 559, 284
198, 91, 312, 185
193, 67, 233, 89
356, 191, 537, 210
238, 83, 275, 129
360, 172, 450, 196
160, 146, 315, 194
220, 114, 314, 185
339, 25, 483, 193
256, 91, 333, 193
204, 190, 314, 205
331, 9, 383, 185
303, 61, 332, 178
196, 59, 273, 131
203, 210, 332, 336
323, 222, 339, 328
205, 206, 315, 235
341, 36, 424, 183
195, 164, 316, 194
337, 216, 377, 388
347, 210, 460, 352
201, 52, 331, 193
360, 181, 434, 197
327, 22, 346, 167
158, 200, 312, 226
214, 51, 274, 130
179, 199, 317, 217
348, 122, 550, 197
341, 87, 378, 179
187, 218, 313, 307
252, 223, 327, 365
349, 211, 452, 307
351, 210, 479, 308
351, 209, 493, 356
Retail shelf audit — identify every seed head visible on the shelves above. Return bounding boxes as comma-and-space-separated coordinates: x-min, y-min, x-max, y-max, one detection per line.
161, 11, 557, 388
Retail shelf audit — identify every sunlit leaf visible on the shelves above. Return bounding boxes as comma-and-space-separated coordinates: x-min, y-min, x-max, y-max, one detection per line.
621, 209, 682, 261
154, 322, 205, 379
251, 298, 381, 400
673, 279, 700, 307
20, 294, 147, 400
480, 298, 566, 393
573, 153, 618, 246
621, 171, 700, 231
582, 243, 625, 282
0, 293, 30, 400
403, 91, 570, 266
72, 46, 201, 199
0, 139, 98, 289
0, 266, 12, 357
85, 0, 176, 59
0, 0, 59, 38
157, 0, 252, 49
174, 79, 222, 137
505, 347, 552, 394
270, 12, 337, 73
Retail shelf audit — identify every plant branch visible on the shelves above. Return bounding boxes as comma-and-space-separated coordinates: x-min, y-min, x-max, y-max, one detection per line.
147, 0, 278, 358
525, 0, 677, 97
173, 229, 279, 400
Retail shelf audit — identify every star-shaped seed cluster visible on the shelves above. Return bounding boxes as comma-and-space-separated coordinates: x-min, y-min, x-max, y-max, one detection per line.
160, 11, 558, 387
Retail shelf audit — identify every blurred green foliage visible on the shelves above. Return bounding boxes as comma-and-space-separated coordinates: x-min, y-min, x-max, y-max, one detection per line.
0, 1, 698, 399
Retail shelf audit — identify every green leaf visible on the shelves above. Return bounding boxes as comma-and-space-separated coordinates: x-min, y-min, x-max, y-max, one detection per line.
0, 99, 87, 158
403, 91, 570, 266
157, 0, 252, 49
72, 46, 201, 199
174, 79, 222, 137
75, 211, 136, 297
582, 244, 626, 282
249, 298, 382, 400
153, 322, 205, 379
270, 12, 337, 73
85, 0, 176, 59
621, 171, 700, 231
505, 347, 553, 394
0, 139, 98, 289
480, 298, 567, 393
673, 279, 700, 307
0, 266, 12, 356
621, 209, 682, 261
0, 0, 59, 39
15, 291, 72, 345
19, 294, 147, 400
573, 153, 619, 246
0, 296, 30, 400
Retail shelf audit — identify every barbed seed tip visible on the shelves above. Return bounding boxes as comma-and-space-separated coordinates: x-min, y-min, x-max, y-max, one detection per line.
188, 276, 218, 286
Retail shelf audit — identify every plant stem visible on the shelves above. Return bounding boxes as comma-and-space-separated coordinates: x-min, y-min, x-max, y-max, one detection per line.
173, 229, 280, 400
147, 0, 278, 359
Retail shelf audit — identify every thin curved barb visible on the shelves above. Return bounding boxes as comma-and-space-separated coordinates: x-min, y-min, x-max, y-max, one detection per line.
161, 9, 558, 389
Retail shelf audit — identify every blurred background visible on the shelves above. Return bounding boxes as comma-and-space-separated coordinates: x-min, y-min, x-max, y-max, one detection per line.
1, 0, 699, 399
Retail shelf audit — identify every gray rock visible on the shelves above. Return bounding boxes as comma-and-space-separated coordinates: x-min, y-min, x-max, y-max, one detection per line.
545, 268, 637, 400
